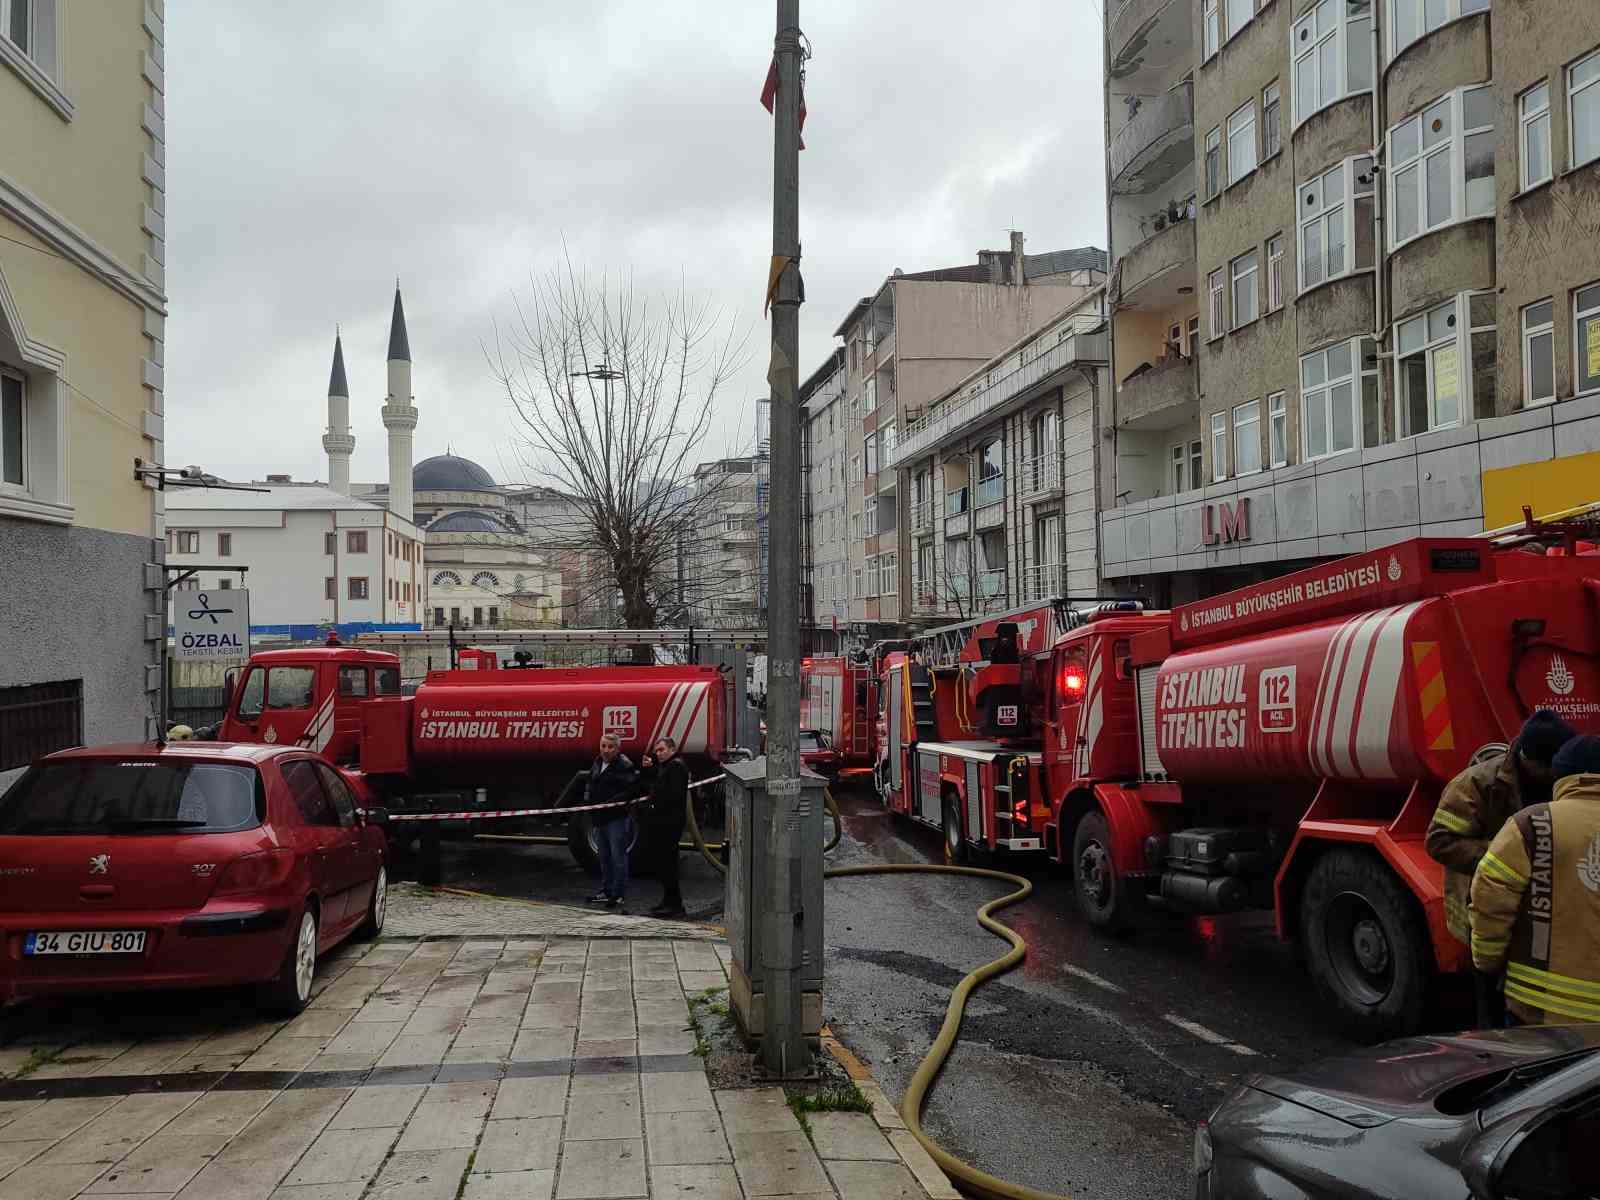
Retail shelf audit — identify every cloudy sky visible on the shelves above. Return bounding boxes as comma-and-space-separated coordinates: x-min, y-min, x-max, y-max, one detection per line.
166, 0, 1108, 488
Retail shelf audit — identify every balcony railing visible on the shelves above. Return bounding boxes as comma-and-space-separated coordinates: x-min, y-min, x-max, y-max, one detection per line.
975, 474, 1005, 509
1023, 562, 1067, 602
911, 499, 936, 534
944, 487, 970, 518
1110, 81, 1193, 192
1019, 452, 1062, 499
977, 570, 1008, 611
898, 314, 1108, 464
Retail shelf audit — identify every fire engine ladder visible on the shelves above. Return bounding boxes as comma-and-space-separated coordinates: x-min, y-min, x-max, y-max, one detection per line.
908, 663, 939, 742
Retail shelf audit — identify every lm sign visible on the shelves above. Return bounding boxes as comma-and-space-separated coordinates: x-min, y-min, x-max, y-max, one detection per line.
1202, 497, 1251, 546
174, 590, 250, 661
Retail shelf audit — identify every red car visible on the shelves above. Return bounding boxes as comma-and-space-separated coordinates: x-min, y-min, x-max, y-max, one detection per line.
0, 742, 388, 1014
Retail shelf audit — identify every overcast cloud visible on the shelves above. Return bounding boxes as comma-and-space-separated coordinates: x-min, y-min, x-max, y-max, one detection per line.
165, 0, 1107, 489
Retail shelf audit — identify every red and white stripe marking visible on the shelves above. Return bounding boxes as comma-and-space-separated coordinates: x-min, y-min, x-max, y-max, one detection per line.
1307, 602, 1421, 780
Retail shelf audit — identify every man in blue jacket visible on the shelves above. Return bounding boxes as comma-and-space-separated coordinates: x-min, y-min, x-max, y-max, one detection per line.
585, 733, 639, 909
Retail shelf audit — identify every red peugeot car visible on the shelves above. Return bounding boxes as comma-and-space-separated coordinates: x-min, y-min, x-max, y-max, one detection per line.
0, 742, 388, 1014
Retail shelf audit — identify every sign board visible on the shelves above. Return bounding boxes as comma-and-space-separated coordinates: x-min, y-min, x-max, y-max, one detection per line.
174, 590, 250, 661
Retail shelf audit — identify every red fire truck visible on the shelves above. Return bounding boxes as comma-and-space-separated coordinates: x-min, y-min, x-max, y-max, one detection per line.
799, 649, 910, 781
877, 537, 1600, 1035
213, 642, 730, 870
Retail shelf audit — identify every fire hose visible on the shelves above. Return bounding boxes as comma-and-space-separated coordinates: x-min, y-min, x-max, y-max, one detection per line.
682, 782, 1066, 1200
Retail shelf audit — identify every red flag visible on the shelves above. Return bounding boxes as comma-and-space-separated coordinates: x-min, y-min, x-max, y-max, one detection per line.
759, 55, 806, 151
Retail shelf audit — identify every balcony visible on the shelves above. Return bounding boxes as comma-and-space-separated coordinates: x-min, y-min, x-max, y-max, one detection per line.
1114, 218, 1196, 311
910, 498, 936, 535
975, 475, 1005, 509
1108, 0, 1194, 93
1023, 562, 1067, 602
898, 315, 1109, 464
1117, 355, 1198, 431
1019, 452, 1062, 500
977, 570, 1009, 612
1111, 83, 1194, 196
944, 487, 969, 519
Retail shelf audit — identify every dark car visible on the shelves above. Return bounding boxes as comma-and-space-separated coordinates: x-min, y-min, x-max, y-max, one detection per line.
799, 729, 841, 778
0, 742, 389, 1015
1195, 1025, 1600, 1199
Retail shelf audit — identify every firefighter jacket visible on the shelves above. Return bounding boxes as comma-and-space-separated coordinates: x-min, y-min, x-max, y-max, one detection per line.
1469, 772, 1600, 1024
1427, 753, 1528, 944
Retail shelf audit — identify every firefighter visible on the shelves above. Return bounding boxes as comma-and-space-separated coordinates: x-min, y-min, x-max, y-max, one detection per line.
1469, 733, 1600, 1025
584, 733, 638, 910
1426, 708, 1573, 947
639, 736, 690, 919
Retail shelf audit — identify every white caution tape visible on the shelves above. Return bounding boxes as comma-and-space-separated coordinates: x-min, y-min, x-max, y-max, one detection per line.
385, 774, 727, 822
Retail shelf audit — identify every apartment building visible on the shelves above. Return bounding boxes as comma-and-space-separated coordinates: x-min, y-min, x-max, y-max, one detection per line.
1, 4, 168, 783
684, 456, 760, 628
898, 293, 1112, 624
806, 235, 1106, 648
800, 348, 847, 652
1102, 0, 1600, 604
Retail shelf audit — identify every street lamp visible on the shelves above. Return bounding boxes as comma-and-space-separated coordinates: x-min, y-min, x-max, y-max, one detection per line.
570, 363, 625, 411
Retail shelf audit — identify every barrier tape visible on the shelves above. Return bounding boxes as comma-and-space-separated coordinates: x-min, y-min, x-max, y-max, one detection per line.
383, 772, 728, 823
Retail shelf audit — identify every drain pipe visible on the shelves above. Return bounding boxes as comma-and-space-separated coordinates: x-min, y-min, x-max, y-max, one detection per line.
1370, 21, 1390, 436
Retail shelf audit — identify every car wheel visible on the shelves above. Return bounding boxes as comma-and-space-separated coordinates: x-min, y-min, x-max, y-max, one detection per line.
942, 790, 970, 865
1073, 810, 1132, 932
263, 908, 318, 1016
1300, 849, 1429, 1038
355, 866, 387, 941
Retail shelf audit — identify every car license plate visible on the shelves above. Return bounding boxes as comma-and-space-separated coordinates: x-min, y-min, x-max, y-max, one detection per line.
24, 930, 146, 955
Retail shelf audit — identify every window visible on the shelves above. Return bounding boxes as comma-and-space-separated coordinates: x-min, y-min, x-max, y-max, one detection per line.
338, 666, 369, 698
1205, 127, 1221, 198
433, 606, 445, 626
1302, 338, 1377, 459
312, 763, 357, 827
346, 530, 367, 553
976, 439, 1004, 507
1231, 250, 1259, 328
1293, 0, 1372, 127
0, 680, 82, 772
216, 532, 232, 557
488, 605, 499, 625
1262, 82, 1282, 157
1571, 50, 1600, 171
1170, 444, 1186, 493
1210, 411, 1228, 481
850, 453, 861, 483
1396, 293, 1494, 435
281, 760, 336, 827
218, 578, 232, 591
1225, 0, 1251, 42
1233, 401, 1261, 475
263, 667, 315, 712
168, 529, 198, 555
3, 0, 30, 54
1203, 0, 1219, 58
1391, 0, 1491, 58
376, 668, 401, 696
1520, 82, 1552, 190
404, 582, 411, 602
1268, 392, 1289, 467
1208, 269, 1225, 339
1575, 282, 1600, 395
325, 577, 336, 600
865, 500, 878, 536
432, 570, 461, 589
864, 434, 878, 476
1188, 439, 1203, 489
1521, 300, 1555, 407
1299, 157, 1376, 290
1228, 102, 1257, 184
852, 567, 863, 599
450, 606, 461, 625
1266, 235, 1284, 310
348, 577, 369, 600
470, 571, 500, 589
324, 531, 336, 556
1187, 316, 1200, 351
1388, 86, 1494, 249
472, 607, 483, 627
1, 370, 23, 487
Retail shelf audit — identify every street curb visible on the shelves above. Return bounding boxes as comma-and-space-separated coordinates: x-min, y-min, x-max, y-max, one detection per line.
818, 1024, 961, 1200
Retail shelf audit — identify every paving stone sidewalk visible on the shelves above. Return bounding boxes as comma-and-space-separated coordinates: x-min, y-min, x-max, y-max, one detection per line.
0, 900, 955, 1198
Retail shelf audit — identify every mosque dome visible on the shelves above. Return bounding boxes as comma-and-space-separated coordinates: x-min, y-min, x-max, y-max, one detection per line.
427, 509, 507, 534
413, 454, 496, 492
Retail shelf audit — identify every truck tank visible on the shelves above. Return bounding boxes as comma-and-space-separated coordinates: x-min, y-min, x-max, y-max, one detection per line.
1150, 540, 1600, 786
407, 665, 725, 765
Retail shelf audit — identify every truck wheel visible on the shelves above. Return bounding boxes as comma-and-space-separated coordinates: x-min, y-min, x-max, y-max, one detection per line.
1073, 810, 1131, 932
942, 791, 970, 865
1299, 849, 1429, 1038
566, 815, 639, 875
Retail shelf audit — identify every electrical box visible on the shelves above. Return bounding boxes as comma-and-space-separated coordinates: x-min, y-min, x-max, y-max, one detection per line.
723, 757, 826, 1039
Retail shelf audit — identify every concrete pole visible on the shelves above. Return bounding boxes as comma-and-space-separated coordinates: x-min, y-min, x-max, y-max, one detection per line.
763, 0, 810, 1076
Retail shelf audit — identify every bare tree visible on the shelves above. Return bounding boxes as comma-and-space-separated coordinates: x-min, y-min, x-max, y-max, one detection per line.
489, 262, 750, 659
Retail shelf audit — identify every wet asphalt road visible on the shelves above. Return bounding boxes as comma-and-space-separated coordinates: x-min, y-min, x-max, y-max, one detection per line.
402, 792, 1475, 1199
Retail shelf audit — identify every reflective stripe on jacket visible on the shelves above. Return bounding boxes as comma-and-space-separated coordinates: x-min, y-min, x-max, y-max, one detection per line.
1469, 772, 1600, 1025
1428, 753, 1526, 944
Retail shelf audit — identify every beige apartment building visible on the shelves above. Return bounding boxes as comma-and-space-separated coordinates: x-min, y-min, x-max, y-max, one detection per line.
1, 3, 168, 782
685, 456, 760, 628
1102, 0, 1600, 604
802, 236, 1106, 649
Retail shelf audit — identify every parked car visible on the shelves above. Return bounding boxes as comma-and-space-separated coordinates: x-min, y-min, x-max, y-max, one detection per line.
0, 741, 388, 1014
798, 729, 841, 778
1195, 1024, 1600, 1199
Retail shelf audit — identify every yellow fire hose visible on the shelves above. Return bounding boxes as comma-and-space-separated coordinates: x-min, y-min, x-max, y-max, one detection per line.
685, 785, 1066, 1200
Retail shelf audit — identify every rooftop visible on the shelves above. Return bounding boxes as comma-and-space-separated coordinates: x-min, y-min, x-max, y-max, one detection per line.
166, 484, 387, 512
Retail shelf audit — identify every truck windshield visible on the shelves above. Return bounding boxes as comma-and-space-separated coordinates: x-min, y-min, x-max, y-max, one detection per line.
0, 761, 263, 834
236, 667, 317, 719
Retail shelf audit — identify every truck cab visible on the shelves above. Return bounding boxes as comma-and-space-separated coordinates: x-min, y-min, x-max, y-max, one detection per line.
220, 646, 403, 766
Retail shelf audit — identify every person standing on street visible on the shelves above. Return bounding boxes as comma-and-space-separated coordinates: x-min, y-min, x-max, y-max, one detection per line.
639, 736, 690, 919
585, 733, 638, 910
1470, 733, 1600, 1025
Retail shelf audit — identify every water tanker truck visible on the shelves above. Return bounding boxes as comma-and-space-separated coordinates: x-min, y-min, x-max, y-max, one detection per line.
214, 641, 729, 870
878, 536, 1600, 1035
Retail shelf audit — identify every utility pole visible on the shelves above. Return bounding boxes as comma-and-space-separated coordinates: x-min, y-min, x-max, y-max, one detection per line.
763, 0, 809, 1075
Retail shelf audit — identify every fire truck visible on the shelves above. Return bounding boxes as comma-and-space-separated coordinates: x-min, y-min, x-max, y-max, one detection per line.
798, 643, 910, 781
212, 641, 730, 870
877, 537, 1600, 1036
